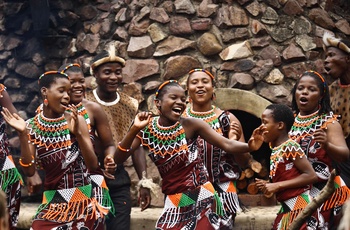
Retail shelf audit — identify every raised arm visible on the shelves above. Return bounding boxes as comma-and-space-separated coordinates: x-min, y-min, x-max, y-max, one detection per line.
1, 108, 36, 176
182, 117, 264, 154
115, 111, 151, 164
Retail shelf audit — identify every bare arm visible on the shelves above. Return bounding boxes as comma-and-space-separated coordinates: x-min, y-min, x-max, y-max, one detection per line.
68, 109, 99, 171
314, 122, 349, 162
0, 89, 17, 114
228, 112, 252, 168
114, 112, 151, 164
256, 155, 318, 194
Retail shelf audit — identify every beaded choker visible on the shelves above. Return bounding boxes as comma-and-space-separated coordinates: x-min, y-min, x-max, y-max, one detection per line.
138, 117, 188, 157
338, 79, 350, 88
184, 106, 222, 134
93, 89, 120, 106
27, 112, 71, 150
289, 111, 338, 141
269, 139, 304, 178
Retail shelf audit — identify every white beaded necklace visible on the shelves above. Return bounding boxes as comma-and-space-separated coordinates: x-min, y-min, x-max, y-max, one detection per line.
92, 88, 120, 106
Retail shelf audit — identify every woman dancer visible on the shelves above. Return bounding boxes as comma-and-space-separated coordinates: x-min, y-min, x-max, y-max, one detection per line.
256, 104, 318, 230
289, 70, 350, 228
2, 71, 107, 229
0, 84, 22, 230
183, 68, 251, 228
114, 80, 265, 230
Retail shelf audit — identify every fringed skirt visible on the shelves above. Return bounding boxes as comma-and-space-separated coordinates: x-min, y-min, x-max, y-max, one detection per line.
156, 182, 224, 230
90, 173, 115, 216
273, 191, 318, 230
0, 155, 22, 230
215, 181, 242, 229
31, 184, 108, 230
311, 175, 350, 229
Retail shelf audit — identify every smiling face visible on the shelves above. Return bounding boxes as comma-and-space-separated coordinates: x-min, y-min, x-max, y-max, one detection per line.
294, 75, 322, 116
67, 70, 85, 105
156, 84, 187, 126
94, 62, 123, 93
187, 71, 214, 109
324, 47, 350, 80
42, 77, 71, 118
261, 109, 280, 144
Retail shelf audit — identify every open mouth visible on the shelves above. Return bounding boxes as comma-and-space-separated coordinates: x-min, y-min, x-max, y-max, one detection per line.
324, 66, 331, 73
172, 107, 183, 115
299, 97, 308, 105
196, 90, 205, 95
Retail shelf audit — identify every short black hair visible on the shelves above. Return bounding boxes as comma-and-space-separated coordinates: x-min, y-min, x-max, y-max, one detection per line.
266, 104, 294, 131
38, 72, 69, 89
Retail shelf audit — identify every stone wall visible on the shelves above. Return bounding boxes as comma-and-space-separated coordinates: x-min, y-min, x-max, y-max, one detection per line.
1, 0, 350, 206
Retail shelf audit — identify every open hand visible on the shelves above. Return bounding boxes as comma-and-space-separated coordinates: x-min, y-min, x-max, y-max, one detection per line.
1, 108, 26, 133
248, 125, 266, 151
133, 112, 152, 130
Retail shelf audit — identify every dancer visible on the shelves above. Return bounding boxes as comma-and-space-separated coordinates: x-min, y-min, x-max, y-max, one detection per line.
86, 44, 151, 229
183, 68, 251, 228
2, 71, 107, 229
0, 84, 22, 230
323, 32, 350, 187
256, 104, 318, 230
59, 63, 115, 213
289, 70, 350, 228
114, 80, 265, 229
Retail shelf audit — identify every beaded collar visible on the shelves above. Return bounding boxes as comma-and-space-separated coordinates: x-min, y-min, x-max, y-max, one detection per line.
184, 105, 222, 134
92, 89, 120, 106
27, 112, 71, 150
138, 117, 188, 157
289, 110, 338, 141
269, 139, 304, 178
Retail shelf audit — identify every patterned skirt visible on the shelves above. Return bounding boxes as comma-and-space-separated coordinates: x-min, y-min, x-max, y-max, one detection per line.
31, 184, 107, 230
273, 191, 318, 230
156, 182, 224, 230
311, 175, 350, 229
215, 181, 242, 229
0, 155, 22, 230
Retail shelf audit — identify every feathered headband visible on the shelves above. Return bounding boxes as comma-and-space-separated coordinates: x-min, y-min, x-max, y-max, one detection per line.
322, 32, 350, 54
90, 44, 126, 75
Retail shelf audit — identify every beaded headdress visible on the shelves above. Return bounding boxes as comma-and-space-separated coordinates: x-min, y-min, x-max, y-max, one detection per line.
188, 68, 215, 80
90, 44, 126, 75
155, 80, 179, 99
38, 71, 69, 84
323, 32, 350, 54
60, 63, 81, 73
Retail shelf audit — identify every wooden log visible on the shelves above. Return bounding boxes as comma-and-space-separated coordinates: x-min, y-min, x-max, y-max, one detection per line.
257, 166, 269, 178
244, 168, 254, 179
250, 160, 262, 173
238, 171, 246, 181
247, 180, 259, 195
289, 169, 336, 230
236, 179, 248, 190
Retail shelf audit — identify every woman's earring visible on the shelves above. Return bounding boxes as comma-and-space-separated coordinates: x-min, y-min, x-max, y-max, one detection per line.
44, 98, 48, 106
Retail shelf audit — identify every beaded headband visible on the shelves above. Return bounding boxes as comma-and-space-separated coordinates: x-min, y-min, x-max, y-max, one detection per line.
38, 71, 70, 84
323, 32, 350, 54
60, 63, 81, 73
90, 44, 126, 75
188, 68, 215, 80
155, 80, 179, 99
302, 70, 326, 93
